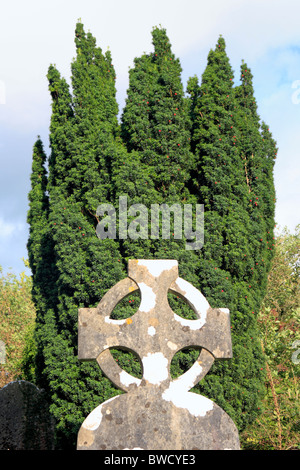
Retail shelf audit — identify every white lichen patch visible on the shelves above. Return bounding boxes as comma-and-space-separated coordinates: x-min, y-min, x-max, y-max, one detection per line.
148, 326, 156, 336
119, 370, 141, 387
142, 352, 169, 385
162, 362, 214, 417
138, 282, 156, 312
173, 360, 203, 391
174, 278, 210, 325
137, 259, 177, 277
173, 314, 205, 331
167, 341, 177, 351
105, 316, 126, 325
219, 308, 230, 314
82, 396, 118, 431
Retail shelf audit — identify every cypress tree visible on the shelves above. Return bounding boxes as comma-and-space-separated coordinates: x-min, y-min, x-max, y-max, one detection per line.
115, 26, 201, 374
29, 23, 126, 448
27, 138, 49, 281
187, 37, 272, 431
118, 27, 198, 271
233, 63, 277, 306
121, 26, 193, 191
27, 138, 59, 389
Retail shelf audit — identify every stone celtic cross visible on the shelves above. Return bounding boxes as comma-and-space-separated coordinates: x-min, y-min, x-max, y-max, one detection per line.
77, 259, 240, 450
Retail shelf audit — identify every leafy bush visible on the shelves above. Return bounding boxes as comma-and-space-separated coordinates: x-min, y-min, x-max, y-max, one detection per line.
241, 226, 300, 450
0, 259, 37, 388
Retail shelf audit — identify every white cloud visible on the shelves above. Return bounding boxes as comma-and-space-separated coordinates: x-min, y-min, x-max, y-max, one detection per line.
0, 217, 28, 275
0, 218, 24, 238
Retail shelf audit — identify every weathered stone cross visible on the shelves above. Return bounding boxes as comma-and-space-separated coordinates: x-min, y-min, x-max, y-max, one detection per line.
77, 260, 240, 450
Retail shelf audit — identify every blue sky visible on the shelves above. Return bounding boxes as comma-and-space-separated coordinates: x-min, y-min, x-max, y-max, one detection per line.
0, 0, 300, 276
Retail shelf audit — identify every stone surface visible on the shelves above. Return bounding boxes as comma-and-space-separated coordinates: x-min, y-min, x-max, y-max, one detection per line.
0, 380, 55, 450
77, 259, 240, 450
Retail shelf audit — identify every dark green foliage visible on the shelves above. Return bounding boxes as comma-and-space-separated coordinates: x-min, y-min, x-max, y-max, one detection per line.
121, 27, 193, 197
113, 26, 202, 382
115, 28, 202, 344
233, 63, 276, 296
187, 37, 275, 431
28, 23, 126, 448
170, 347, 200, 379
117, 26, 198, 279
27, 138, 49, 280
110, 348, 143, 379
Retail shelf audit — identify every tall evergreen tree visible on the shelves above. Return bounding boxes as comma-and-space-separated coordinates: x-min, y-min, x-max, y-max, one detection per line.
27, 137, 59, 385
27, 138, 48, 281
28, 23, 126, 448
233, 63, 277, 300
111, 26, 203, 381
121, 27, 193, 194
118, 27, 199, 278
187, 37, 274, 431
